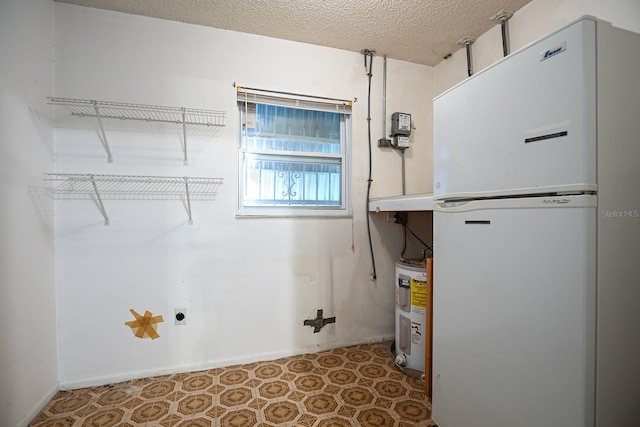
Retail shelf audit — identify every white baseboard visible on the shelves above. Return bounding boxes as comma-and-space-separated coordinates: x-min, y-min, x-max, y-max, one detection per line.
19, 383, 59, 427
59, 334, 394, 390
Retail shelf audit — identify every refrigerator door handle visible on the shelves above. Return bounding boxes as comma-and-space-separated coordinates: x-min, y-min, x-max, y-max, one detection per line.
465, 220, 491, 225
524, 130, 568, 143
435, 194, 597, 212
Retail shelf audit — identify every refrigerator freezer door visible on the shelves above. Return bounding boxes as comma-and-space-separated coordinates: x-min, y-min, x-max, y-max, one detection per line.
434, 18, 596, 200
432, 195, 597, 427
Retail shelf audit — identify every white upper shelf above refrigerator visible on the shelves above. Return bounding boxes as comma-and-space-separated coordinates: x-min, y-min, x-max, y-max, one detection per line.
368, 193, 434, 212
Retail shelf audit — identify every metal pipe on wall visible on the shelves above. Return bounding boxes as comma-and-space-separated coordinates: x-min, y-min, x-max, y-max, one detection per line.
492, 10, 514, 57
501, 19, 509, 57
465, 42, 473, 76
382, 55, 387, 138
401, 150, 406, 195
458, 37, 476, 77
381, 56, 407, 194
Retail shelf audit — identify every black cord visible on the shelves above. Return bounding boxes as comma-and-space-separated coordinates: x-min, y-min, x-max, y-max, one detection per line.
364, 50, 377, 280
400, 224, 407, 260
395, 214, 433, 256
406, 224, 433, 252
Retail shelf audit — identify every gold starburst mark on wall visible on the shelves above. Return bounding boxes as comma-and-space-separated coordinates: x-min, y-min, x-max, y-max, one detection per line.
125, 308, 164, 339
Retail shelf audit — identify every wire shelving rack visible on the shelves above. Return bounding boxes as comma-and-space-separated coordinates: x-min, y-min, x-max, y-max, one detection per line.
47, 97, 226, 164
44, 173, 224, 226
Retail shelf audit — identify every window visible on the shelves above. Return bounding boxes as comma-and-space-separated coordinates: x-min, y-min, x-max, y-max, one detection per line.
237, 87, 352, 217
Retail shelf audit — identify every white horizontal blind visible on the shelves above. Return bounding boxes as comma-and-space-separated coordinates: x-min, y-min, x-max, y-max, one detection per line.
236, 86, 352, 114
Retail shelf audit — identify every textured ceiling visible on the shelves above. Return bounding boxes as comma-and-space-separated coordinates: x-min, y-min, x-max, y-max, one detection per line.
55, 0, 533, 66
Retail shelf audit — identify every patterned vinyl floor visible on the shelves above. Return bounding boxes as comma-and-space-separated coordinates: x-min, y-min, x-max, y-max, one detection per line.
30, 341, 436, 426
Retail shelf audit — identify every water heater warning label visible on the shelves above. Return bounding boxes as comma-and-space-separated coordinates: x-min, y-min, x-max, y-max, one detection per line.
411, 321, 422, 345
411, 278, 427, 313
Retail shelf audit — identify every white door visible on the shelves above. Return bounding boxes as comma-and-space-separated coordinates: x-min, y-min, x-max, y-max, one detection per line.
432, 195, 597, 427
433, 18, 596, 200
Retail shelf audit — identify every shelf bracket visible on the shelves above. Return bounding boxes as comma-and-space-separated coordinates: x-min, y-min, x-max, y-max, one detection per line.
93, 100, 113, 163
181, 107, 188, 165
184, 177, 193, 225
90, 174, 110, 226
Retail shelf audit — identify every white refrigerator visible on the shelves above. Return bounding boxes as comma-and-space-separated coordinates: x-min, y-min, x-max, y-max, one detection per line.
432, 17, 640, 427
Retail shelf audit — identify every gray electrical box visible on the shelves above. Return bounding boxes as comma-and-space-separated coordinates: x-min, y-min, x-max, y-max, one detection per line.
394, 135, 410, 149
391, 112, 411, 136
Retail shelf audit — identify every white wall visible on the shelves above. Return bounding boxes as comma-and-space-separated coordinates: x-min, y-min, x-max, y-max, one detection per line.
434, 0, 640, 95
370, 59, 434, 196
0, 0, 58, 425
53, 3, 433, 387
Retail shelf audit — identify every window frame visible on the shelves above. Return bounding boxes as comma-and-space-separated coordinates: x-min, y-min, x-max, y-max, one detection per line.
236, 87, 353, 218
